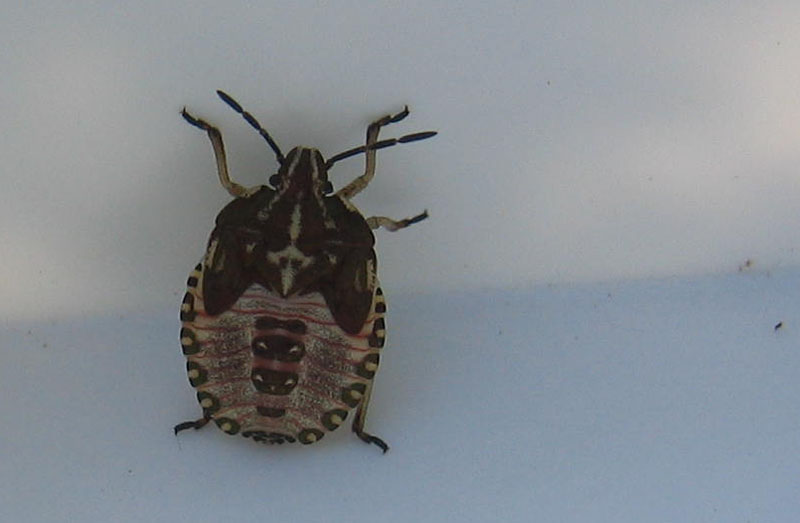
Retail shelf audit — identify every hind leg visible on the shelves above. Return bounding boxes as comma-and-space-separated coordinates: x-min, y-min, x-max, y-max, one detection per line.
174, 416, 211, 435
351, 380, 389, 453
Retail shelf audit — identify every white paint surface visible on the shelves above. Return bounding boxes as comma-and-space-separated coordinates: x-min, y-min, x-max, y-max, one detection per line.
2, 3, 800, 520
2, 270, 799, 521
2, 3, 800, 318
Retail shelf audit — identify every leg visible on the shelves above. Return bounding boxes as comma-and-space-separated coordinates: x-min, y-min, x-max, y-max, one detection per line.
336, 106, 410, 200
174, 416, 211, 435
181, 108, 253, 198
351, 381, 389, 453
366, 210, 428, 231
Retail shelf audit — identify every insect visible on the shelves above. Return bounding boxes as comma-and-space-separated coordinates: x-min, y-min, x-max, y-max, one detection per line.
175, 90, 436, 453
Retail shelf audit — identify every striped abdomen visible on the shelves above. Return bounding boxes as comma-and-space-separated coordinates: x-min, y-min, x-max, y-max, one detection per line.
179, 263, 386, 445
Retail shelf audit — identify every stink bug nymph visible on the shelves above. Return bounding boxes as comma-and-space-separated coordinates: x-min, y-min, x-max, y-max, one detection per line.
175, 90, 435, 453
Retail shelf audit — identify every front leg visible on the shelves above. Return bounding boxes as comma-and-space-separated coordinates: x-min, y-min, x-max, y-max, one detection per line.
181, 108, 254, 198
336, 106, 410, 200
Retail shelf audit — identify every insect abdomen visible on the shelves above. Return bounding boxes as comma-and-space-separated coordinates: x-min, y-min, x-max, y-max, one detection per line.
180, 263, 386, 445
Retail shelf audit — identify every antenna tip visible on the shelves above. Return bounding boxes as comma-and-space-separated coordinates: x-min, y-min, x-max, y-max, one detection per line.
216, 90, 242, 112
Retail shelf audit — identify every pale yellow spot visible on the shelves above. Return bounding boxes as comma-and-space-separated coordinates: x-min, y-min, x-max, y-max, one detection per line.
188, 369, 200, 379
365, 259, 376, 290
213, 250, 226, 271
330, 414, 343, 426
288, 204, 302, 241
374, 329, 385, 337
205, 239, 218, 263
264, 204, 316, 295
200, 398, 213, 408
349, 389, 363, 400
221, 422, 232, 432
181, 303, 191, 312
181, 337, 193, 346
266, 243, 313, 295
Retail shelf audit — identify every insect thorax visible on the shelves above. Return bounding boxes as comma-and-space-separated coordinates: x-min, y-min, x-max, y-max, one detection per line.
201, 145, 376, 334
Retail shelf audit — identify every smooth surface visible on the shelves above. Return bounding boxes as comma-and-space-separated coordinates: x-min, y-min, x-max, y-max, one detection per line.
2, 268, 799, 522
3, 4, 800, 520
3, 3, 800, 319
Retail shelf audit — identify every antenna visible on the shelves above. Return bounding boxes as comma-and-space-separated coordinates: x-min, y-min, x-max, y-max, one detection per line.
326, 131, 437, 169
216, 90, 285, 164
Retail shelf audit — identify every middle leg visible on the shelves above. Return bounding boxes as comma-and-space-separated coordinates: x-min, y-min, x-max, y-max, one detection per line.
366, 210, 429, 231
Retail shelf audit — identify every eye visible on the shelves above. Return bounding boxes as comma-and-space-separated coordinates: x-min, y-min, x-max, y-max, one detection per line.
269, 174, 281, 188
323, 181, 333, 195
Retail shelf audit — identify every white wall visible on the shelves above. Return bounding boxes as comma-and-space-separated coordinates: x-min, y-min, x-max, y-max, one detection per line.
3, 2, 800, 320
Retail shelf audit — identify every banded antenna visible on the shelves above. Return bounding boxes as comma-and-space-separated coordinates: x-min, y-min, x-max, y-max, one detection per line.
326, 103, 437, 168
326, 131, 437, 169
216, 90, 285, 165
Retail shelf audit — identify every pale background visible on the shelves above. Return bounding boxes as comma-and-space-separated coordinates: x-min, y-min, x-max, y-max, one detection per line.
3, 1, 800, 320
2, 2, 799, 522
